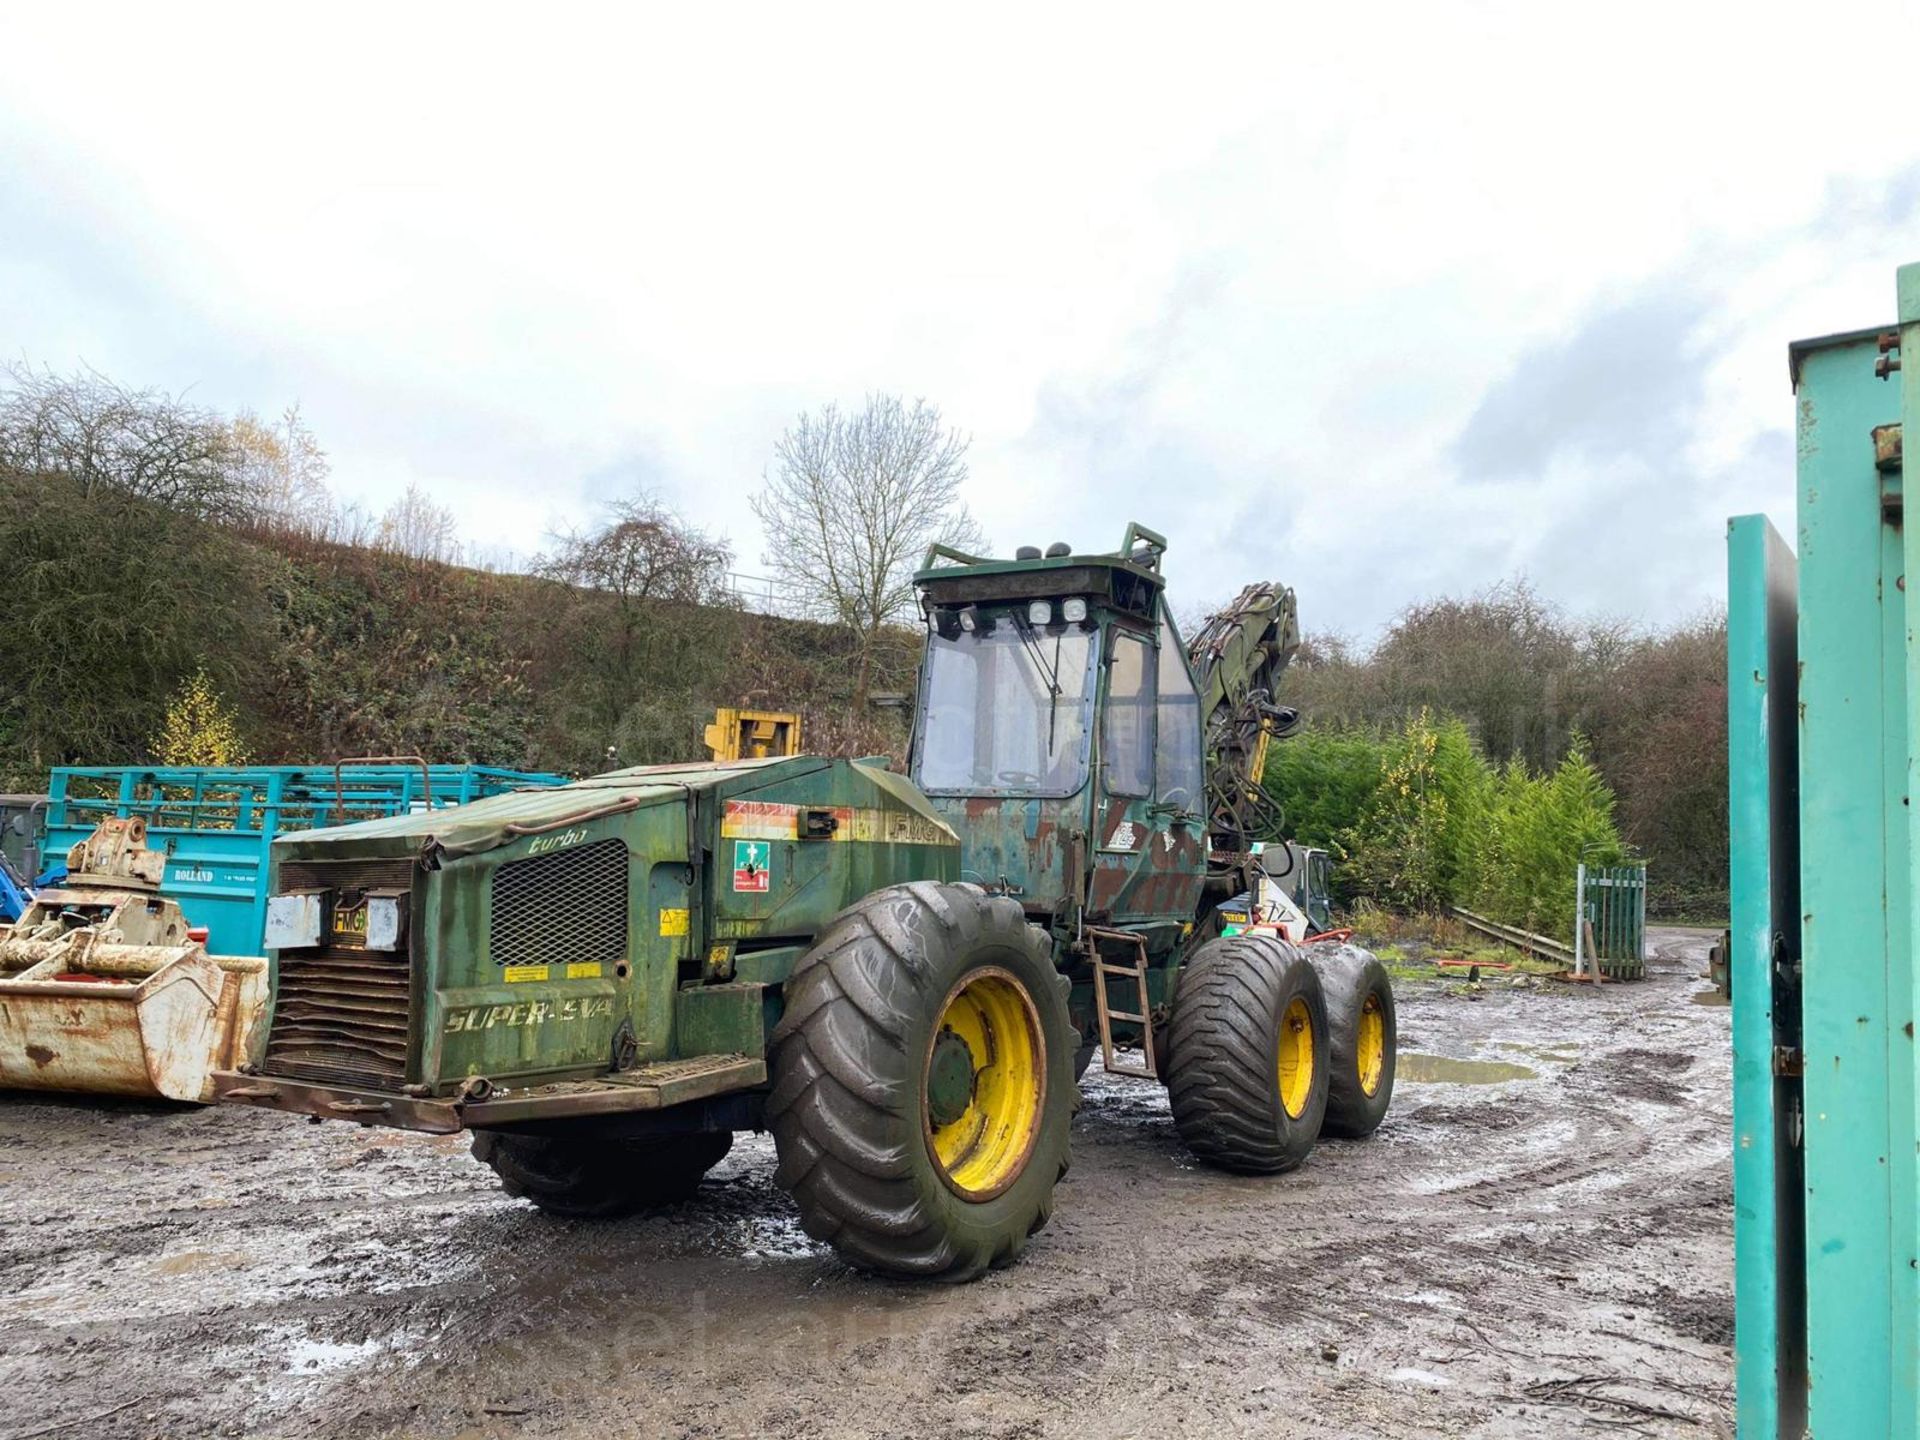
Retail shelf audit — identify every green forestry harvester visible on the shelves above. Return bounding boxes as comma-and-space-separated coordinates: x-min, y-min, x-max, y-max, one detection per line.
214, 522, 1397, 1279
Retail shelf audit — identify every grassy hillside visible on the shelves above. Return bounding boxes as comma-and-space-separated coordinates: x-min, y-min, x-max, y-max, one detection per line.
0, 497, 912, 787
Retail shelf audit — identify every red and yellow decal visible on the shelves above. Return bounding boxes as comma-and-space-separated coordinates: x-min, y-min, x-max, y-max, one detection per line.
721, 801, 954, 847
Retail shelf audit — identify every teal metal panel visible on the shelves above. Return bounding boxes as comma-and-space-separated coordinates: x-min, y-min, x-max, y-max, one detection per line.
1792, 326, 1912, 1440
1727, 514, 1805, 1438
1898, 261, 1920, 1434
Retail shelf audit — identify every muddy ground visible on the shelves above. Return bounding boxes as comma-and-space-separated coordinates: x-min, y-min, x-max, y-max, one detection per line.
0, 928, 1731, 1439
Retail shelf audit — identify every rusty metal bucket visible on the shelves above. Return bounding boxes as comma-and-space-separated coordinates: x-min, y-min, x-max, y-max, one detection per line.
0, 817, 268, 1102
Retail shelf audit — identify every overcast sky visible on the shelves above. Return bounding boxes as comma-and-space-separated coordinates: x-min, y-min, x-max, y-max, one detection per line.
4, 4, 1916, 640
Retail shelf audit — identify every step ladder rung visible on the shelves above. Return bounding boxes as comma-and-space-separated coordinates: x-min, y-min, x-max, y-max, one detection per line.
1084, 926, 1157, 1081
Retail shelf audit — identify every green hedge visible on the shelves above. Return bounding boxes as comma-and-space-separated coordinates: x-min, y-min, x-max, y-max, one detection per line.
1263, 711, 1628, 943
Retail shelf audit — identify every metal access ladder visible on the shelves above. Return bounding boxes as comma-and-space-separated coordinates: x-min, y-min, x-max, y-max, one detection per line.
1085, 927, 1156, 1079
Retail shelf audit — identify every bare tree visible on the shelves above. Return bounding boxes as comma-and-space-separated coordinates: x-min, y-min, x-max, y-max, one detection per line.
232, 404, 332, 534
752, 394, 984, 709
0, 362, 244, 518
541, 494, 733, 607
533, 493, 736, 764
376, 483, 461, 565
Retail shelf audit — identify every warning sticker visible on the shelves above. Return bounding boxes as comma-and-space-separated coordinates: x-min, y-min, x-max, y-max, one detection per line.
732, 839, 771, 892
659, 907, 690, 936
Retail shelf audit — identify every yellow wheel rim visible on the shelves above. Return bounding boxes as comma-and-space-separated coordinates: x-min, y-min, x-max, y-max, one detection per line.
1357, 993, 1386, 1097
1277, 995, 1315, 1119
923, 966, 1046, 1200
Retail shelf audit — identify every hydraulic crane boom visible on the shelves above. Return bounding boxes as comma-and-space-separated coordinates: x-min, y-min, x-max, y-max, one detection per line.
1186, 582, 1302, 856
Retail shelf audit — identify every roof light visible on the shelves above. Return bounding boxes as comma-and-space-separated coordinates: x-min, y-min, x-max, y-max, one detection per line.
958, 605, 981, 633
1027, 599, 1053, 626
1062, 597, 1089, 624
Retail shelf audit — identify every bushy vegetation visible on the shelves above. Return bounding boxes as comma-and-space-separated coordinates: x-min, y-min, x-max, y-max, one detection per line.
1283, 581, 1724, 919
1268, 711, 1629, 942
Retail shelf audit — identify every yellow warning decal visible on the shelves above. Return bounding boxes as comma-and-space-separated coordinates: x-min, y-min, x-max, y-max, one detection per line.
503, 965, 550, 983
566, 961, 603, 979
659, 907, 690, 936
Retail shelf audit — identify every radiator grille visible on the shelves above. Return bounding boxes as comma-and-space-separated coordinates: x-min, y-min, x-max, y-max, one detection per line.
490, 839, 630, 971
263, 858, 416, 1088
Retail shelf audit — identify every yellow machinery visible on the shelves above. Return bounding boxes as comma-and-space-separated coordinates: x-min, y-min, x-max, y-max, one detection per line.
0, 817, 267, 1102
704, 708, 801, 761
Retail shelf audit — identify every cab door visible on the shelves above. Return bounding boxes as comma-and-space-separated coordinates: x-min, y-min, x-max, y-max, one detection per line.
1090, 627, 1158, 919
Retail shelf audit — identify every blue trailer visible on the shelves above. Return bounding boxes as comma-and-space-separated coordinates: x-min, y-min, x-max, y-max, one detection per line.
41, 762, 566, 957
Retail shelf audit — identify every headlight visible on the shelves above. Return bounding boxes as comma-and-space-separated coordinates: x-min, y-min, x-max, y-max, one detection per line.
1027, 599, 1054, 626
265, 892, 324, 949
1062, 597, 1089, 624
365, 893, 406, 951
958, 605, 979, 632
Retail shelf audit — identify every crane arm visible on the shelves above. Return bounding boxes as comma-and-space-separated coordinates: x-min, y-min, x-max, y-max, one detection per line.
1184, 582, 1302, 856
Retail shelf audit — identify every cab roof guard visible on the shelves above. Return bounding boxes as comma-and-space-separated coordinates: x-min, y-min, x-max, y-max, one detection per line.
920, 520, 1167, 575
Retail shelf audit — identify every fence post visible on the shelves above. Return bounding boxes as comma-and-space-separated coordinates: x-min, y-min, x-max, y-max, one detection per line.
1574, 862, 1588, 977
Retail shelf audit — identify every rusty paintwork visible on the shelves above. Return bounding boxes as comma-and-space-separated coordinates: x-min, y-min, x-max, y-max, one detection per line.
0, 818, 268, 1102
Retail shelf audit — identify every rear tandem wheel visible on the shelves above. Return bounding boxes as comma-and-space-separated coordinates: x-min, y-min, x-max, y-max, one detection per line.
1165, 934, 1331, 1174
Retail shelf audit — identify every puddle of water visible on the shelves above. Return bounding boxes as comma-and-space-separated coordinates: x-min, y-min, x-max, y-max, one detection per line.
736, 1213, 828, 1261
283, 1336, 386, 1373
1690, 989, 1730, 1008
1397, 1053, 1537, 1085
154, 1249, 247, 1277
267, 1323, 414, 1375
1505, 1042, 1580, 1064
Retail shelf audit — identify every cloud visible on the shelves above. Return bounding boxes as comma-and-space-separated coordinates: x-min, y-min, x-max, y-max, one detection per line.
3, 2, 1919, 650
1450, 282, 1718, 485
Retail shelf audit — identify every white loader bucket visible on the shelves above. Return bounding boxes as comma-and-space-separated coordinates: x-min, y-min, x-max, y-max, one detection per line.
0, 817, 269, 1103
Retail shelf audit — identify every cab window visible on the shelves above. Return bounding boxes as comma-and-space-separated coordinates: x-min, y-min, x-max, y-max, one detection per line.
915, 624, 1096, 796
1154, 617, 1204, 812
1103, 631, 1155, 797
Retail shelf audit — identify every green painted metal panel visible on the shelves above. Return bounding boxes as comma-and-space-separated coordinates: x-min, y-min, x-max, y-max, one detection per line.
1727, 513, 1805, 1438
1791, 326, 1913, 1440
1579, 864, 1647, 979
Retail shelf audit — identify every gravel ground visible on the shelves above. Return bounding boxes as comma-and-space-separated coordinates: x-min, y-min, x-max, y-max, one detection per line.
0, 927, 1732, 1439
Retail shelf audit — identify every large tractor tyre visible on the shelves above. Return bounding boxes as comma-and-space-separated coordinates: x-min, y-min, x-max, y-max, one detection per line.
471, 1129, 732, 1218
1074, 1039, 1096, 1082
1165, 934, 1330, 1175
1308, 944, 1397, 1139
767, 881, 1074, 1282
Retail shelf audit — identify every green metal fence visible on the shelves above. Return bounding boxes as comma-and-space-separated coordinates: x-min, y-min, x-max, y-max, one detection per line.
1575, 862, 1646, 980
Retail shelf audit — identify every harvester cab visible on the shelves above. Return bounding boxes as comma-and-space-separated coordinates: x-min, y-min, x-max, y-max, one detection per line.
909, 521, 1209, 941
214, 520, 1397, 1283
